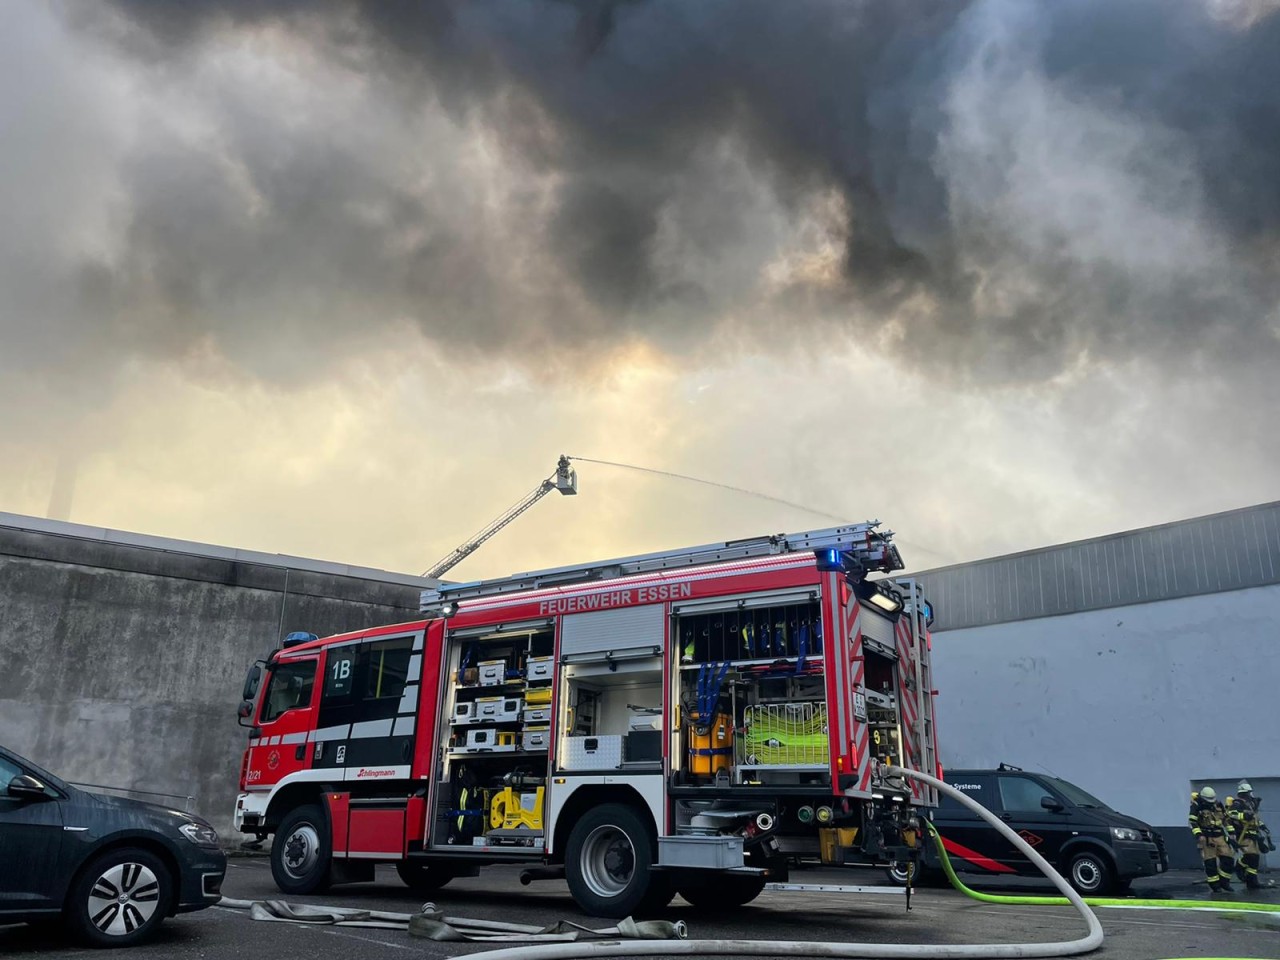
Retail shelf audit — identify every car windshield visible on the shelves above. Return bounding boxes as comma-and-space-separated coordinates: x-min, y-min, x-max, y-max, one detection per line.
1047, 777, 1110, 809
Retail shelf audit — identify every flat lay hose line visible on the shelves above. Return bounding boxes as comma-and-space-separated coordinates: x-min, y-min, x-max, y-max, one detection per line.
465, 765, 1104, 960
926, 819, 1280, 915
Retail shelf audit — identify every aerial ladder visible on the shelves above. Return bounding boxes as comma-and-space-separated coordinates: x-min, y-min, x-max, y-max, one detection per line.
423, 455, 579, 580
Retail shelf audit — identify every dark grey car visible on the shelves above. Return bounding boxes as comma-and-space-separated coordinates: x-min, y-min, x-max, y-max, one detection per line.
0, 745, 226, 946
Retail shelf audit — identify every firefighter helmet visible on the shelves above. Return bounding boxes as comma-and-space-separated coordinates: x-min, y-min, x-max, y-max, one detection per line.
1201, 786, 1217, 801
1238, 781, 1253, 794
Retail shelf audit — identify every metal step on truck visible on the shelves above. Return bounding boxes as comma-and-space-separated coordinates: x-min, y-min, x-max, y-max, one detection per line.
232, 523, 941, 916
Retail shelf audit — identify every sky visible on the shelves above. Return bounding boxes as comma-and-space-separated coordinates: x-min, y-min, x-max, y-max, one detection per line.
2, 0, 1279, 581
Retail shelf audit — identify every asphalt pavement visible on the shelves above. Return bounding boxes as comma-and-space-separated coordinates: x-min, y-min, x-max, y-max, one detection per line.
3, 859, 1278, 959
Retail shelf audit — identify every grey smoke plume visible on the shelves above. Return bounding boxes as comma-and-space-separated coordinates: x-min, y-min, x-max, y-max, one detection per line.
8, 0, 1280, 390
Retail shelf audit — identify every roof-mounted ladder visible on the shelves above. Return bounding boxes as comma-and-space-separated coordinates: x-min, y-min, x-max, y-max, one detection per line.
420, 521, 902, 613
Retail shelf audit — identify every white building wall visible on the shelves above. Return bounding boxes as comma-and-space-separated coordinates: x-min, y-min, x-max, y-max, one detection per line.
930, 584, 1280, 831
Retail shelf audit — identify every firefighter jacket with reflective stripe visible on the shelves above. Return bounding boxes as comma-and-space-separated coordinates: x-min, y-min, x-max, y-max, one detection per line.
1232, 798, 1262, 840
1189, 800, 1229, 838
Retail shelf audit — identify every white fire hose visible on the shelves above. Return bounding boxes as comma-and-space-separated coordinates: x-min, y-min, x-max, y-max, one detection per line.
467, 764, 1104, 960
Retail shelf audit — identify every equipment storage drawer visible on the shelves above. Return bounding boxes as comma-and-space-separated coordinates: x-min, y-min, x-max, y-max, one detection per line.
476, 696, 522, 722
523, 705, 552, 724
459, 728, 517, 753
522, 726, 550, 752
453, 701, 477, 723
561, 735, 623, 770
526, 656, 554, 682
479, 660, 507, 687
525, 687, 553, 707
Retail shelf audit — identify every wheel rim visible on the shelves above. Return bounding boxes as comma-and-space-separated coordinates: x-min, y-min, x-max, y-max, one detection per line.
580, 825, 635, 898
87, 862, 161, 936
1072, 857, 1101, 891
282, 822, 321, 880
889, 861, 912, 884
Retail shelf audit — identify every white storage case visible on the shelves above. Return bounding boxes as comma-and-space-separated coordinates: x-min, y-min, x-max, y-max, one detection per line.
523, 705, 552, 724
479, 660, 507, 686
458, 728, 517, 753
561, 734, 623, 770
526, 656, 554, 682
521, 726, 550, 752
453, 701, 477, 723
475, 696, 522, 722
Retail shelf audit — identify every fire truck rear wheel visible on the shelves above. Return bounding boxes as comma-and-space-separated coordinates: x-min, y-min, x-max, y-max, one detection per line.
271, 804, 331, 894
677, 873, 766, 910
565, 803, 656, 918
395, 862, 454, 892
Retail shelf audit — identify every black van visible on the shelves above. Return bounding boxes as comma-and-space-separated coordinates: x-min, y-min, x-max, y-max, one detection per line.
891, 766, 1168, 895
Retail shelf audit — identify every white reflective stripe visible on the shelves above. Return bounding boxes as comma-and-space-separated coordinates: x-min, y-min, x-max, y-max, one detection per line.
267, 736, 281, 746
280, 732, 307, 745
248, 739, 260, 747
393, 716, 416, 737
412, 633, 424, 652
350, 719, 393, 738
406, 656, 421, 684
309, 724, 351, 742
398, 684, 419, 715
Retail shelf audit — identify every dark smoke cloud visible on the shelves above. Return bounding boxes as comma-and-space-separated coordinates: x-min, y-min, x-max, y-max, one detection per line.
16, 0, 1280, 389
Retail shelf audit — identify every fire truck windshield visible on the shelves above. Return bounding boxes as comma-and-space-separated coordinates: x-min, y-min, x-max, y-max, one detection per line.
260, 661, 316, 723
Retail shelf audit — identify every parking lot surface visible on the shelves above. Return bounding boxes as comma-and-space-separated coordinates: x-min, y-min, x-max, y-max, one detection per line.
3, 859, 1277, 959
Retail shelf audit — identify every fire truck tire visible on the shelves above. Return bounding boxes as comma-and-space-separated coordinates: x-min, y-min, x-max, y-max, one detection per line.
395, 862, 454, 892
271, 804, 332, 894
565, 803, 656, 918
676, 873, 766, 910
65, 846, 173, 947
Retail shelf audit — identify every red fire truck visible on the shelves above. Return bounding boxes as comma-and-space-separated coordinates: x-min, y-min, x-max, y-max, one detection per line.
234, 523, 940, 916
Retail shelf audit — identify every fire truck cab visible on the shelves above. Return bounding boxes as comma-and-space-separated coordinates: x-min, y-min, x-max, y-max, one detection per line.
234, 523, 939, 916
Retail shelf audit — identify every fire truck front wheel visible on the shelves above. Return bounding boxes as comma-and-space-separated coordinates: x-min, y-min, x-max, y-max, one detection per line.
271, 804, 332, 894
565, 803, 656, 918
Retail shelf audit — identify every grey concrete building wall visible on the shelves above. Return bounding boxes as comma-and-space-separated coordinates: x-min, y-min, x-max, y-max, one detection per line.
928, 583, 1280, 867
0, 516, 430, 841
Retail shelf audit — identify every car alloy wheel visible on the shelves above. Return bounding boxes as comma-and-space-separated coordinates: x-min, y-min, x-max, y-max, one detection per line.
87, 861, 162, 936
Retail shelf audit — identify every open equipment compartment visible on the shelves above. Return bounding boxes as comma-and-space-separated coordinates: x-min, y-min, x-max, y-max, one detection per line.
432, 621, 555, 852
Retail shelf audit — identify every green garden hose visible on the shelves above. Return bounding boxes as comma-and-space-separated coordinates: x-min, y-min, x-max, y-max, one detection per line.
924, 821, 1280, 915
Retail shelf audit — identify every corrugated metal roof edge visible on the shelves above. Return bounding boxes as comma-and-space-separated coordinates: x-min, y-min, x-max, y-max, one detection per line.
909, 499, 1280, 578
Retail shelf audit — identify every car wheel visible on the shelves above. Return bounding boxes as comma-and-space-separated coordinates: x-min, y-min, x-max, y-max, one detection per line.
678, 873, 766, 910
66, 846, 172, 947
395, 862, 455, 892
1066, 850, 1114, 896
886, 860, 918, 886
271, 804, 331, 894
565, 803, 656, 918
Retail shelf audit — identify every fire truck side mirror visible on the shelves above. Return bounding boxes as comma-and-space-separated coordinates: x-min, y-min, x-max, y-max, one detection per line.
237, 700, 255, 725
242, 662, 264, 702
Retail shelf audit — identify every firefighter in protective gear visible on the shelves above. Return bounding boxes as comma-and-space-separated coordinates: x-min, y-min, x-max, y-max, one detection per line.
1231, 781, 1270, 889
1189, 786, 1234, 891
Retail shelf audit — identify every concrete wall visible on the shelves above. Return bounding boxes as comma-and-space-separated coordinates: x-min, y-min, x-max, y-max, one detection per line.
0, 517, 429, 841
929, 584, 1280, 866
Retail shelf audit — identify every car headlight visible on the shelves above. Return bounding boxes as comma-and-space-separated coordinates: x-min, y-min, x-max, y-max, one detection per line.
1111, 826, 1141, 842
179, 822, 220, 846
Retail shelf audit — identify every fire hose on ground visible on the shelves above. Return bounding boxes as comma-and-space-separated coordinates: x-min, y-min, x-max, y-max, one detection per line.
463, 764, 1105, 960
925, 817, 1280, 916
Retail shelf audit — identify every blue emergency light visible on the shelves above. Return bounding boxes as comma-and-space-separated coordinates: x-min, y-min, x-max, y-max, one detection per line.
282, 631, 318, 648
814, 548, 844, 572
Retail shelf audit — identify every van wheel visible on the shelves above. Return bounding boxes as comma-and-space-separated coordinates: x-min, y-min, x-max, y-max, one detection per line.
396, 862, 454, 892
1066, 850, 1113, 896
66, 847, 172, 947
271, 804, 331, 894
678, 874, 766, 910
565, 803, 655, 918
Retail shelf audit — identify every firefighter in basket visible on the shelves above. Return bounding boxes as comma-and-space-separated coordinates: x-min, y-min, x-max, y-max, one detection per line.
1231, 781, 1275, 889
1188, 786, 1235, 892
